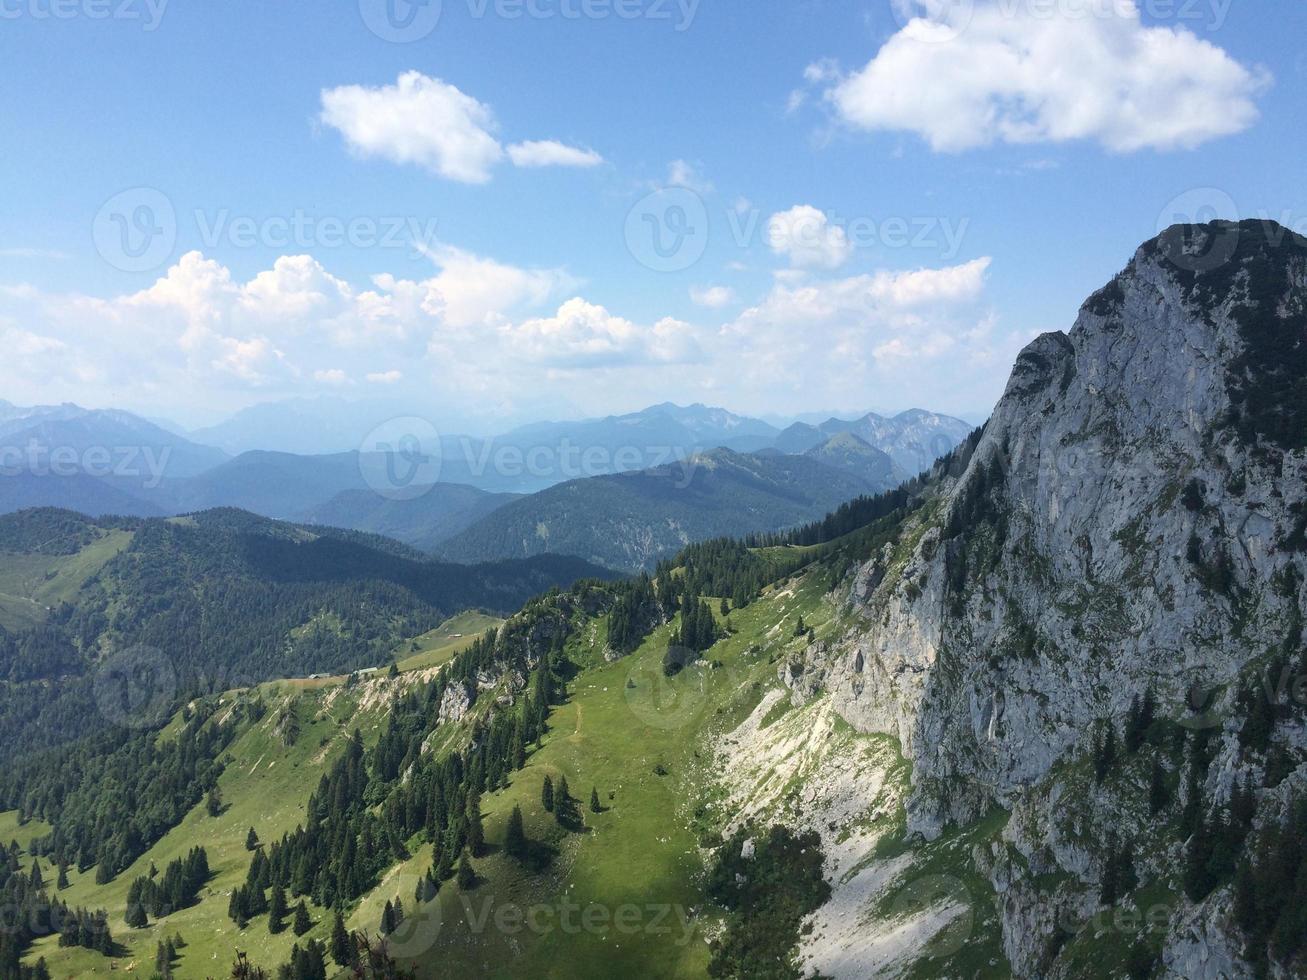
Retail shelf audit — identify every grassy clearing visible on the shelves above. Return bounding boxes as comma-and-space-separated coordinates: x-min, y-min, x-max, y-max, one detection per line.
397, 611, 505, 673
0, 529, 132, 630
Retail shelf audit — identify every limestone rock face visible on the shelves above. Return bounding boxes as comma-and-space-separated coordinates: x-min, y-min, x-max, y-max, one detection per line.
793, 222, 1307, 976
437, 680, 475, 725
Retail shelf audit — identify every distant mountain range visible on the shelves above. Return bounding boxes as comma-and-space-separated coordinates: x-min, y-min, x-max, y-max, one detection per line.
774, 408, 974, 476
0, 400, 973, 558
435, 446, 897, 571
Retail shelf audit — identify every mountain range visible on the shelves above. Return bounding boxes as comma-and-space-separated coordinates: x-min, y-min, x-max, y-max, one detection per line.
0, 400, 972, 562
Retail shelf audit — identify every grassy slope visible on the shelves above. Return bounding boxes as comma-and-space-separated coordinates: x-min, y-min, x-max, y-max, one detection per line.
396, 611, 505, 673
0, 529, 132, 631
11, 558, 1011, 979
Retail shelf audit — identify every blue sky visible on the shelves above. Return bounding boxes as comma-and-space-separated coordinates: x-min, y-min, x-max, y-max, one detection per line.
1, 0, 1303, 431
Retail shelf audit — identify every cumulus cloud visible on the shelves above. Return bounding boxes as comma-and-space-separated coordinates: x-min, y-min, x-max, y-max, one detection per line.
366, 370, 403, 385
507, 140, 604, 168
822, 1, 1269, 152
768, 206, 853, 269
314, 369, 352, 386
504, 298, 699, 368
319, 72, 504, 183
703, 255, 1015, 416
690, 285, 738, 309
319, 72, 604, 183
414, 243, 574, 329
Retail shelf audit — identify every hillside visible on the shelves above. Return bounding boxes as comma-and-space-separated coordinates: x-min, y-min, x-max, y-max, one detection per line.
3, 223, 1306, 980
803, 431, 906, 488
0, 506, 612, 759
436, 448, 890, 571
298, 485, 520, 552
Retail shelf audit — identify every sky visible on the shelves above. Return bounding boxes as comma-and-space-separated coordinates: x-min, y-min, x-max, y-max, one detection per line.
1, 0, 1304, 433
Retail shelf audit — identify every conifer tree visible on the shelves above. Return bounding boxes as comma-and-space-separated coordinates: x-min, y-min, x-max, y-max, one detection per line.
268, 883, 289, 934
380, 899, 396, 936
542, 775, 555, 812
456, 853, 476, 890
293, 900, 311, 936
1148, 758, 1170, 816
330, 911, 351, 967
467, 791, 486, 857
245, 827, 260, 851
505, 806, 527, 861
590, 788, 601, 814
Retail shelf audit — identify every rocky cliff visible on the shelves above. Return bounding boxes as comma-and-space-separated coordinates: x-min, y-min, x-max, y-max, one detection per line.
772, 221, 1307, 978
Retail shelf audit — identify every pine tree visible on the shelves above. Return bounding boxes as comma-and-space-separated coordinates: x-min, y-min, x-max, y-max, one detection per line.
268, 883, 289, 934
557, 775, 570, 804
330, 911, 351, 967
380, 899, 396, 936
245, 827, 260, 851
293, 900, 311, 936
1148, 758, 1170, 816
56, 861, 69, 890
1093, 724, 1118, 784
542, 775, 555, 813
125, 888, 149, 929
456, 852, 476, 890
505, 806, 528, 861
590, 788, 601, 814
467, 791, 485, 857
206, 786, 223, 817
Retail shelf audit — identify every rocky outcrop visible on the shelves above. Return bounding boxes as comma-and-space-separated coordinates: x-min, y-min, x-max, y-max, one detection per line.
791, 222, 1307, 977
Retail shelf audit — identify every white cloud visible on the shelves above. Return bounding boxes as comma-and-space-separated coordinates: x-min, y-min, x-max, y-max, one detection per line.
504, 298, 699, 368
666, 160, 713, 193
414, 243, 574, 329
767, 206, 853, 269
508, 140, 604, 168
822, 1, 1268, 152
320, 72, 504, 183
366, 370, 403, 385
314, 368, 352, 386
690, 285, 737, 309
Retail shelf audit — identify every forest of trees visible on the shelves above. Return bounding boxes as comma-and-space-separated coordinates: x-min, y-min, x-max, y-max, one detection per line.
0, 842, 113, 977
2, 700, 247, 882
228, 598, 581, 932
